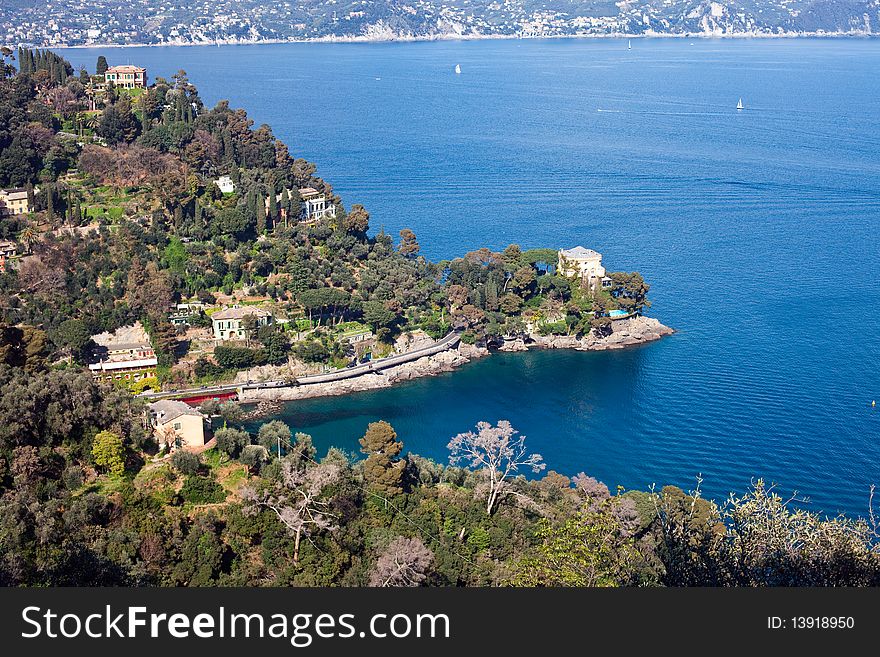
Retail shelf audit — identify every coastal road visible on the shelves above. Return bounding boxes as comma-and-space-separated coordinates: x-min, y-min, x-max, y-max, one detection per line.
139, 331, 461, 402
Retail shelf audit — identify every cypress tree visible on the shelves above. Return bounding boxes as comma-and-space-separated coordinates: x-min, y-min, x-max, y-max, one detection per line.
256, 190, 267, 235
46, 185, 55, 220
268, 186, 278, 230
279, 187, 289, 226
96, 55, 108, 76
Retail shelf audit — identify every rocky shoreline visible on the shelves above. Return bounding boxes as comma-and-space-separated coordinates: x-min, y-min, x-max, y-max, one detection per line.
496, 315, 674, 352
239, 316, 672, 407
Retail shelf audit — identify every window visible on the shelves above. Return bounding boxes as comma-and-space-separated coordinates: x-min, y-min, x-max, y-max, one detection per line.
173, 423, 181, 430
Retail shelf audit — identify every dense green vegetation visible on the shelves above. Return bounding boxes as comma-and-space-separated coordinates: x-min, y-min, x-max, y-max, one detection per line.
0, 49, 650, 388
2, 364, 880, 587
2, 50, 876, 588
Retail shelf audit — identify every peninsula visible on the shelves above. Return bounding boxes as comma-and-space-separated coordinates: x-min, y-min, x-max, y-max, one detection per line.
0, 48, 671, 410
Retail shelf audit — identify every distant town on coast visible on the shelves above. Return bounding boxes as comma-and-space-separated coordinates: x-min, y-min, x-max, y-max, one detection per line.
3, 0, 880, 48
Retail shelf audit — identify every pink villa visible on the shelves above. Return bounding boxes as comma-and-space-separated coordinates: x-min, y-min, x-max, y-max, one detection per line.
104, 65, 147, 89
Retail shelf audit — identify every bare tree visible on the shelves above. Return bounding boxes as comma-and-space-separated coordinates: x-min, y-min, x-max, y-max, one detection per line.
448, 420, 545, 515
241, 461, 339, 564
369, 536, 434, 587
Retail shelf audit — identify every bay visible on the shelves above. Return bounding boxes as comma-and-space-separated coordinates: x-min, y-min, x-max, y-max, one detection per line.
64, 38, 880, 515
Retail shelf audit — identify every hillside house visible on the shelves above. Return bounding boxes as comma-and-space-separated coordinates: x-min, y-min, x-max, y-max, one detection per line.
88, 322, 157, 382
211, 306, 273, 341
214, 175, 235, 194
0, 188, 32, 216
149, 400, 206, 450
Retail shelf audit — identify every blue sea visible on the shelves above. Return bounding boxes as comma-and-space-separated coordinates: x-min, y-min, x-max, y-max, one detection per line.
65, 39, 880, 515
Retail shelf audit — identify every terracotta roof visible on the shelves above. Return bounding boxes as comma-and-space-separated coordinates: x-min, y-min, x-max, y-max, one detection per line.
106, 65, 146, 73
212, 306, 272, 320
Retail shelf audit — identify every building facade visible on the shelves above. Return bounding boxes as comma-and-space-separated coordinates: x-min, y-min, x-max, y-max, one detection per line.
0, 240, 16, 258
211, 306, 273, 341
104, 65, 147, 89
214, 175, 235, 194
0, 188, 32, 216
149, 400, 206, 450
88, 322, 157, 382
299, 187, 336, 222
558, 246, 613, 291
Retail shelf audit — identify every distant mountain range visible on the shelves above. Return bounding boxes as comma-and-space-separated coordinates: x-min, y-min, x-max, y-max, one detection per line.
3, 0, 880, 47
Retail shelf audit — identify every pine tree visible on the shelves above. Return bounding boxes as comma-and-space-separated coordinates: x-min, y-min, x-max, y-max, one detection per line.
96, 55, 108, 76
359, 421, 405, 496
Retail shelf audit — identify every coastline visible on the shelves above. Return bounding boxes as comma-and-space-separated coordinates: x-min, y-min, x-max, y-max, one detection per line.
238, 315, 673, 407
50, 31, 879, 50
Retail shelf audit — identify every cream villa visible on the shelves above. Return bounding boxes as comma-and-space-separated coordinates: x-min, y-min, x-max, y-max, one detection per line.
0, 188, 32, 216
558, 246, 613, 291
104, 65, 147, 89
212, 306, 273, 341
149, 400, 206, 450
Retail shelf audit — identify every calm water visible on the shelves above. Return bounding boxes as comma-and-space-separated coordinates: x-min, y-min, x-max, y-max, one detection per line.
65, 39, 880, 515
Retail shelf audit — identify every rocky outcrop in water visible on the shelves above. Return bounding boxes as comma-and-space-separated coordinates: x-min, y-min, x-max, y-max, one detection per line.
500, 315, 674, 352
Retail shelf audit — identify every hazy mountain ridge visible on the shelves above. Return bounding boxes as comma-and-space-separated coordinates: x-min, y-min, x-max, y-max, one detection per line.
3, 0, 879, 46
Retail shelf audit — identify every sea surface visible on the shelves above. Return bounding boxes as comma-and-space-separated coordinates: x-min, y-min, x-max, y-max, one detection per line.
65, 39, 880, 515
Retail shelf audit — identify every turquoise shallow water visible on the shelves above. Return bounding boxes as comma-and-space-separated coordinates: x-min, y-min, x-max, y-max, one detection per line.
65, 39, 880, 515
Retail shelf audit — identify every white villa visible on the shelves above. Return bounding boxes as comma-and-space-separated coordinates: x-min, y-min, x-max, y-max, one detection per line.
214, 175, 235, 194
211, 306, 273, 341
298, 187, 336, 222
558, 246, 613, 291
266, 187, 336, 224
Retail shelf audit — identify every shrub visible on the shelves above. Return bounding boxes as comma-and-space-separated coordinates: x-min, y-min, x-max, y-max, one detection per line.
214, 427, 250, 459
62, 464, 84, 490
170, 450, 201, 475
240, 445, 270, 474
214, 345, 265, 370
180, 474, 227, 504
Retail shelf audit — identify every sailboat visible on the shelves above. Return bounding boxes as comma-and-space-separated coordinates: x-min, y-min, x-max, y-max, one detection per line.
628, 39, 632, 50
454, 64, 461, 74
736, 97, 744, 111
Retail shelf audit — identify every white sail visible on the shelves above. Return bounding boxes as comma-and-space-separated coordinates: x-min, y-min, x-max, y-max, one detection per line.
737, 97, 744, 110
455, 64, 461, 74
628, 40, 632, 50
